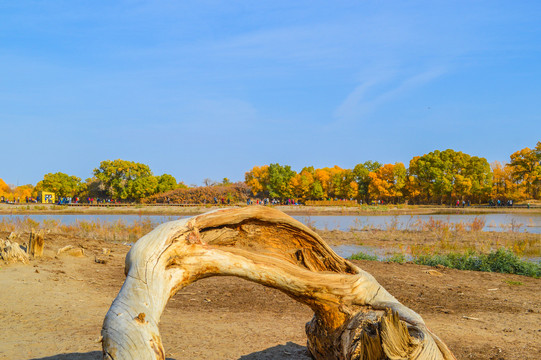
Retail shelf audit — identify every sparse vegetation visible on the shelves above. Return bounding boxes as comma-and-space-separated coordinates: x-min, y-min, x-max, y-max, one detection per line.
349, 252, 378, 261
0, 216, 161, 243
349, 248, 540, 278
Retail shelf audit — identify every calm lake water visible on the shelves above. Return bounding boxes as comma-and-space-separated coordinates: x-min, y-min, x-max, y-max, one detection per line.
1, 213, 540, 233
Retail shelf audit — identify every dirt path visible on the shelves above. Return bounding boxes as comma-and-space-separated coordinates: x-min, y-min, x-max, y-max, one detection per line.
1, 233, 540, 360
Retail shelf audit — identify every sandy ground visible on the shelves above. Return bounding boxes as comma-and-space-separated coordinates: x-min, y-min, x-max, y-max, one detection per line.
1, 231, 540, 360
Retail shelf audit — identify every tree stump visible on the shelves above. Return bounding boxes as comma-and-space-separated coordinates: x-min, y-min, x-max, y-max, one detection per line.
101, 207, 455, 360
28, 229, 45, 258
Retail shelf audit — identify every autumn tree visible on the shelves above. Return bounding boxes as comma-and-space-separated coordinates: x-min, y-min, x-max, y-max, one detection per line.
508, 142, 541, 199
313, 168, 331, 199
368, 163, 406, 203
491, 161, 526, 200
13, 184, 34, 201
0, 178, 11, 200
312, 166, 347, 199
0, 180, 35, 202
337, 169, 359, 199
34, 172, 83, 198
353, 161, 382, 201
290, 167, 315, 200
245, 165, 269, 196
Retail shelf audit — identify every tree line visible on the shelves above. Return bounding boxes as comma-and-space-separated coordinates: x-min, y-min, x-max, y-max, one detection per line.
0, 159, 185, 203
0, 142, 539, 204
245, 142, 541, 204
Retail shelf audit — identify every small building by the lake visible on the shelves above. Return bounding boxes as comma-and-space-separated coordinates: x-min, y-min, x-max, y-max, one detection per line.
37, 191, 55, 204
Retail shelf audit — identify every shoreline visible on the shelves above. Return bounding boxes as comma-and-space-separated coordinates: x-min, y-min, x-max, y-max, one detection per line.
1, 203, 541, 216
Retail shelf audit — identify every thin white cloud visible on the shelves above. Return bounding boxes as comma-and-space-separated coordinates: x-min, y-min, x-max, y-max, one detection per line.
334, 67, 447, 123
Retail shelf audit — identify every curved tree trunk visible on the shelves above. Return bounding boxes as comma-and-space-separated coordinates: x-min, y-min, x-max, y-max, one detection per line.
102, 206, 455, 360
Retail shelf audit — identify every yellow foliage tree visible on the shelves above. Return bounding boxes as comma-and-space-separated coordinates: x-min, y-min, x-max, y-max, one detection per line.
491, 161, 526, 200
344, 181, 359, 199
314, 168, 331, 199
14, 185, 33, 201
0, 178, 11, 200
244, 165, 269, 196
405, 175, 422, 204
508, 143, 541, 199
368, 163, 406, 203
290, 169, 314, 200
0, 179, 34, 202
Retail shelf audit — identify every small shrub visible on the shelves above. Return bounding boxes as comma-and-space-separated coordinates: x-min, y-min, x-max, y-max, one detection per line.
387, 253, 406, 264
504, 280, 523, 286
349, 252, 378, 261
414, 249, 540, 278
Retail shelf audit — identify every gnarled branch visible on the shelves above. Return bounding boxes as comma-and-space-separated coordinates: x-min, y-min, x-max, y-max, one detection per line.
102, 206, 455, 360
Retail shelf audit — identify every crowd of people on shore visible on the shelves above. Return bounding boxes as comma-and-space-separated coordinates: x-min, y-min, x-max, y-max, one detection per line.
488, 199, 514, 207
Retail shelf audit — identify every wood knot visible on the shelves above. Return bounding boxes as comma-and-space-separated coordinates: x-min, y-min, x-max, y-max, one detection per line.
135, 312, 147, 324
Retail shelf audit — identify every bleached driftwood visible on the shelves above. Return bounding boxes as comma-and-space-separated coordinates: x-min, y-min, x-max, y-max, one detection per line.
102, 207, 455, 360
28, 229, 45, 258
0, 238, 29, 264
56, 245, 85, 257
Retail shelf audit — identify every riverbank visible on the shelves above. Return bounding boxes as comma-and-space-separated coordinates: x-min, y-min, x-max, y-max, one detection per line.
1, 203, 541, 216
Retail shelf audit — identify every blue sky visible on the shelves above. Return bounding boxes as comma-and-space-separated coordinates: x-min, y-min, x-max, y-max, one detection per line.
1, 1, 540, 187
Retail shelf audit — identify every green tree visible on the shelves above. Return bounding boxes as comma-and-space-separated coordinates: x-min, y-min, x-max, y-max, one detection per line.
408, 149, 492, 203
93, 160, 153, 200
353, 161, 382, 200
464, 156, 493, 201
129, 176, 159, 200
156, 174, 178, 194
267, 163, 296, 199
35, 172, 83, 198
310, 180, 325, 199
